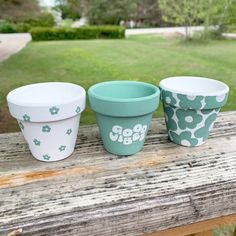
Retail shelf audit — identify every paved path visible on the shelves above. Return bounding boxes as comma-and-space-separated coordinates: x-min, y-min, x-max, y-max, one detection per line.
0, 33, 31, 62
222, 33, 236, 39
125, 26, 204, 37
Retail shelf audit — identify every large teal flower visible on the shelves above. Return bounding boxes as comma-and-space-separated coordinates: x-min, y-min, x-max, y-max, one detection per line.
178, 94, 204, 109
194, 112, 218, 139
163, 104, 177, 131
162, 90, 177, 105
176, 109, 203, 129
169, 130, 198, 146
204, 94, 228, 109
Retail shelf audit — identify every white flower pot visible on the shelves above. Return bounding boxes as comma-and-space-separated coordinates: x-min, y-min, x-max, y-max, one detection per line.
7, 82, 86, 162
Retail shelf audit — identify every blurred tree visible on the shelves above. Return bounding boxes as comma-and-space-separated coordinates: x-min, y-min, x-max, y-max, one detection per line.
195, 0, 236, 39
0, 0, 40, 22
88, 0, 137, 25
159, 0, 204, 39
133, 0, 162, 27
54, 0, 80, 20
87, 0, 163, 27
213, 0, 236, 32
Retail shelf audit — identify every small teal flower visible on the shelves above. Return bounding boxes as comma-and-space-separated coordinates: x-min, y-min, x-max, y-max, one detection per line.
18, 121, 24, 130
43, 154, 51, 160
76, 106, 81, 114
59, 145, 66, 151
23, 114, 30, 122
42, 125, 51, 132
33, 139, 40, 146
176, 109, 203, 129
49, 106, 59, 115
66, 129, 72, 135
162, 90, 177, 105
178, 94, 204, 109
163, 104, 177, 131
169, 130, 198, 146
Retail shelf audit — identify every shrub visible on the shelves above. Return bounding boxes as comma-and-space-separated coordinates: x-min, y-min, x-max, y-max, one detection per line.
25, 13, 55, 28
0, 21, 17, 33
30, 26, 125, 41
15, 23, 31, 32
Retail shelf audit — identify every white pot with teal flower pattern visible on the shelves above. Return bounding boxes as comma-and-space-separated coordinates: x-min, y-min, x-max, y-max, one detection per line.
160, 76, 229, 147
7, 82, 86, 162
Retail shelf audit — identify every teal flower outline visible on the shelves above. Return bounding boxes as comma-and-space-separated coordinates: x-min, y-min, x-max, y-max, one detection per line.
163, 104, 177, 131
178, 94, 204, 109
66, 129, 72, 135
43, 154, 51, 160
59, 145, 66, 151
42, 125, 51, 132
176, 109, 203, 129
204, 95, 228, 109
162, 90, 177, 105
76, 106, 81, 114
33, 139, 40, 146
194, 112, 218, 139
18, 121, 24, 130
23, 114, 30, 122
169, 130, 198, 146
49, 106, 59, 115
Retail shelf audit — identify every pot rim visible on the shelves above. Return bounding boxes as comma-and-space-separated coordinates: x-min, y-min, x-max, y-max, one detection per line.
7, 82, 86, 122
160, 76, 229, 97
7, 82, 86, 107
88, 81, 160, 117
88, 80, 160, 103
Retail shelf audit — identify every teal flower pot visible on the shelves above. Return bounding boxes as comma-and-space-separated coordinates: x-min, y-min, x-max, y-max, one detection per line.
160, 76, 229, 147
88, 81, 160, 155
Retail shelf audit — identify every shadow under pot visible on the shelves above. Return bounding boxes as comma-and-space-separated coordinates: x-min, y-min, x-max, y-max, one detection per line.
7, 82, 86, 162
88, 81, 160, 156
160, 76, 229, 147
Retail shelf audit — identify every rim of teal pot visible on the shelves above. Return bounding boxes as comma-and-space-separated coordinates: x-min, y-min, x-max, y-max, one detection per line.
160, 76, 229, 110
88, 81, 160, 117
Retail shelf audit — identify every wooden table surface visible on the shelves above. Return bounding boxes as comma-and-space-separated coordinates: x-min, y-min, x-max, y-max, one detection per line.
0, 112, 236, 236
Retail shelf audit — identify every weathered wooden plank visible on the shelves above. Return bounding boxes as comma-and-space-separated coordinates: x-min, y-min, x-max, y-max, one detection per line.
144, 214, 236, 236
0, 112, 236, 236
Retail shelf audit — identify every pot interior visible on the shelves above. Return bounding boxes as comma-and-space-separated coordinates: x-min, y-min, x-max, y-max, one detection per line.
7, 82, 85, 106
160, 76, 229, 96
90, 81, 157, 101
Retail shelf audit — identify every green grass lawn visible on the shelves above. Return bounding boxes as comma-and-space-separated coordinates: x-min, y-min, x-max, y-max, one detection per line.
0, 35, 236, 132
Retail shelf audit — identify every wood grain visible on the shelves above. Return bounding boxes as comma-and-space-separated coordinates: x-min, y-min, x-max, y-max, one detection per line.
0, 112, 236, 236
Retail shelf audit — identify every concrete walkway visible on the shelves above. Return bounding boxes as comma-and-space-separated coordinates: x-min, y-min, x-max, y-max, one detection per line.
0, 33, 31, 62
222, 33, 236, 39
125, 26, 204, 37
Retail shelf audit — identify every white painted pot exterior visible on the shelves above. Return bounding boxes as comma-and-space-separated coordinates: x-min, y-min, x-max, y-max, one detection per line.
7, 82, 86, 162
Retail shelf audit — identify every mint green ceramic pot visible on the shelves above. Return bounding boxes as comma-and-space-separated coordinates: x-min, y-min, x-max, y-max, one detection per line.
160, 76, 229, 147
88, 81, 160, 155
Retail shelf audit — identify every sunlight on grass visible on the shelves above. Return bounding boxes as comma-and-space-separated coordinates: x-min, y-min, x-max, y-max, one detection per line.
0, 35, 236, 132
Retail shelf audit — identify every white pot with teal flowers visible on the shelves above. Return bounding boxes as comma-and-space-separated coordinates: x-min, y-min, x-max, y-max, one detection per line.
160, 76, 229, 147
7, 82, 86, 162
